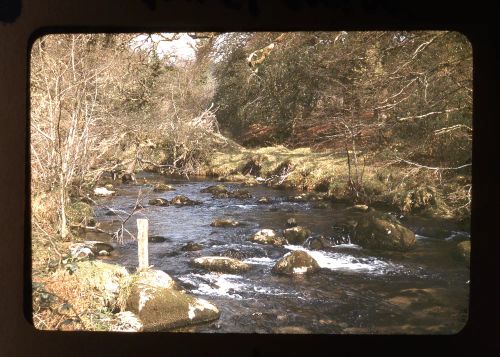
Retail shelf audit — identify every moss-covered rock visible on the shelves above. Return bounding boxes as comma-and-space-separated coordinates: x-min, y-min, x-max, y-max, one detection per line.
72, 260, 129, 311
455, 240, 470, 266
125, 269, 220, 331
191, 256, 251, 273
353, 212, 416, 251
210, 218, 240, 228
250, 229, 287, 246
66, 201, 94, 225
283, 226, 312, 245
272, 250, 320, 275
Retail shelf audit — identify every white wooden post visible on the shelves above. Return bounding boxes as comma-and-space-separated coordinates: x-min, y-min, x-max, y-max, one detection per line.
137, 219, 149, 271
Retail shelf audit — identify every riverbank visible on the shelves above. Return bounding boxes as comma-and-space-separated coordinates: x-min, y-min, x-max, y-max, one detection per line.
110, 133, 470, 226
198, 140, 471, 227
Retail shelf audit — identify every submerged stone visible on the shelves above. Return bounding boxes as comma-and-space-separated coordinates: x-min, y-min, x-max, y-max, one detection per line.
170, 195, 201, 206
201, 185, 229, 195
210, 218, 241, 228
455, 240, 470, 267
153, 183, 175, 192
181, 242, 203, 252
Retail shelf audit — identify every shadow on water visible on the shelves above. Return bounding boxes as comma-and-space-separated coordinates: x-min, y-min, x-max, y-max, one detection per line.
86, 172, 470, 334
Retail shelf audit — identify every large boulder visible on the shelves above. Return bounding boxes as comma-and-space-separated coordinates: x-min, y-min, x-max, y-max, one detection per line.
353, 213, 416, 251
125, 270, 220, 331
283, 226, 312, 245
210, 218, 240, 228
272, 250, 320, 275
170, 195, 201, 206
455, 240, 471, 267
250, 229, 287, 246
191, 256, 251, 273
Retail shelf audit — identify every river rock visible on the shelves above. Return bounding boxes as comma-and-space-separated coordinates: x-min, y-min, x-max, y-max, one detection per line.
94, 187, 116, 197
153, 183, 175, 192
201, 185, 229, 195
218, 249, 248, 260
272, 250, 320, 275
353, 213, 416, 251
148, 198, 170, 206
257, 196, 272, 204
286, 218, 297, 227
250, 229, 287, 246
283, 226, 312, 245
347, 204, 370, 212
231, 189, 252, 199
417, 226, 452, 239
306, 236, 333, 250
121, 172, 136, 183
191, 256, 251, 273
69, 241, 114, 259
149, 235, 169, 243
210, 218, 240, 228
126, 269, 220, 331
170, 195, 201, 206
455, 240, 470, 266
181, 242, 203, 252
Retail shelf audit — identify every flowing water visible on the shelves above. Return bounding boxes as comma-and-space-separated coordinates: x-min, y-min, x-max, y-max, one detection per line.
86, 172, 470, 334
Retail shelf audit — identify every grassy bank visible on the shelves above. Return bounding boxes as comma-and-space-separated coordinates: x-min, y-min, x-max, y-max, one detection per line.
197, 139, 471, 225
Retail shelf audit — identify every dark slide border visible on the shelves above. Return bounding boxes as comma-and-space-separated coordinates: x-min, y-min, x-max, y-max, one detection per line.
0, 0, 496, 355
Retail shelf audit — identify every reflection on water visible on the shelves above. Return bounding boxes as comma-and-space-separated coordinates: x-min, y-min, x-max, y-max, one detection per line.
87, 173, 470, 334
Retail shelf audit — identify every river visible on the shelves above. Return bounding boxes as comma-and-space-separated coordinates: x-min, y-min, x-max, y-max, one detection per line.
85, 172, 470, 334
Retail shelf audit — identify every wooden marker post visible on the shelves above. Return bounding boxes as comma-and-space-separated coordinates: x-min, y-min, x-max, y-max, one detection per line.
137, 219, 149, 271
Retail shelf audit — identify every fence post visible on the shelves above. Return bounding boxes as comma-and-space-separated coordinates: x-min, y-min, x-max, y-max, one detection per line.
137, 218, 149, 271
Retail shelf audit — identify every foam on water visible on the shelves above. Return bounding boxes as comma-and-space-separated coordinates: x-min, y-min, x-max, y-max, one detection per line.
243, 257, 275, 266
178, 273, 246, 299
284, 245, 400, 274
178, 272, 297, 299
